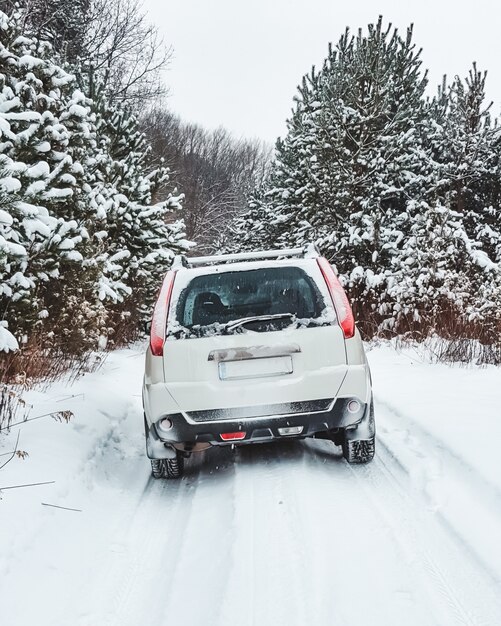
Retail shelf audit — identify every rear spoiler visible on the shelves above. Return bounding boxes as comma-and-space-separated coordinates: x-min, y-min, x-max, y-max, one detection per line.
172, 243, 320, 269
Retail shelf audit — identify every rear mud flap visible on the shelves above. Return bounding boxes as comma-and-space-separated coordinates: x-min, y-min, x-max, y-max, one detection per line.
345, 399, 375, 441
144, 418, 177, 459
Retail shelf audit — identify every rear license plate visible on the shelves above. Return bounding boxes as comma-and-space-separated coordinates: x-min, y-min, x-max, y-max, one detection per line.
218, 356, 293, 381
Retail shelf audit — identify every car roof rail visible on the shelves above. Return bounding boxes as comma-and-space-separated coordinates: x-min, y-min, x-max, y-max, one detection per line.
172, 243, 320, 269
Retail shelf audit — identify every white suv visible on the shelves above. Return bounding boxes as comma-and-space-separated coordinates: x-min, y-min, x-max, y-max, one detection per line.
142, 246, 375, 478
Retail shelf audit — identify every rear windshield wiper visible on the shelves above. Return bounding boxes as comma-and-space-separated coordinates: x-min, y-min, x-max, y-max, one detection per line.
224, 313, 294, 333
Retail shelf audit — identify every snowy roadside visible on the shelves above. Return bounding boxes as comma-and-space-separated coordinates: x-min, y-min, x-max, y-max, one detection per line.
368, 343, 501, 490
368, 344, 501, 584
0, 346, 147, 622
1, 343, 500, 626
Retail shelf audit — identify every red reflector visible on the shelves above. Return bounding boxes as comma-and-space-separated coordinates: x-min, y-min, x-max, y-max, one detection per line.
317, 257, 355, 339
150, 270, 176, 356
220, 432, 246, 441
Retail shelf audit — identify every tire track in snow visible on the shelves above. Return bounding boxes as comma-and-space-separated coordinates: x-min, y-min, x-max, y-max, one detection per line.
354, 448, 471, 626
356, 434, 501, 626
284, 440, 353, 626
219, 441, 311, 626
245, 443, 309, 625
65, 463, 199, 626
376, 397, 501, 584
156, 446, 238, 626
376, 396, 501, 504
53, 409, 501, 626
106, 478, 197, 626
223, 438, 432, 626
103, 455, 219, 626
291, 439, 437, 626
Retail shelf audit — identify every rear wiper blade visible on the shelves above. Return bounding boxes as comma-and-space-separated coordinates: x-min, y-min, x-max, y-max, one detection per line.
224, 313, 294, 332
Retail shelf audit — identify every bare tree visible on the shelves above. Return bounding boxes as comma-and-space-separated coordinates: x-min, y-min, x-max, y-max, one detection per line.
7, 0, 171, 107
4, 0, 90, 61
142, 108, 272, 252
84, 0, 172, 106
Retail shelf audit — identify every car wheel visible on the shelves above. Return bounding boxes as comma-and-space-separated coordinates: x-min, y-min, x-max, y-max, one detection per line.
150, 458, 164, 478
342, 435, 375, 463
150, 452, 185, 479
341, 398, 376, 464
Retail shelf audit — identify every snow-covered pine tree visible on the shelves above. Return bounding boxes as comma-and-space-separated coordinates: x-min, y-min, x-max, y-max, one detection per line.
227, 184, 279, 252
232, 19, 432, 333
0, 9, 98, 349
0, 7, 189, 364
231, 20, 501, 345
425, 66, 501, 342
88, 97, 189, 342
0, 160, 23, 352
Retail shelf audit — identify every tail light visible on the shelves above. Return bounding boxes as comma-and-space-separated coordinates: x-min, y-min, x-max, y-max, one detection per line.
317, 257, 355, 339
150, 270, 176, 356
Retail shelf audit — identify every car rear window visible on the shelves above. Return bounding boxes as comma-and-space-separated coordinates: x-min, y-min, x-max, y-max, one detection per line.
172, 266, 329, 337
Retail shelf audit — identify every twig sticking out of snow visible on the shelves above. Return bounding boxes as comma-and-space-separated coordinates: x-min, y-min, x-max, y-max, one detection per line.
7, 410, 74, 429
41, 503, 82, 512
0, 480, 55, 493
0, 431, 20, 471
55, 393, 84, 403
0, 451, 24, 457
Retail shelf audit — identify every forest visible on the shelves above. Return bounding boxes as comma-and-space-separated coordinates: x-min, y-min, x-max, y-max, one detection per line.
1, 2, 500, 413
0, 0, 269, 395
2, 6, 501, 625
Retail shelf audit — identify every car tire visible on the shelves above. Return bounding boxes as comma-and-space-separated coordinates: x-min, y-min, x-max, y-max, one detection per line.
342, 435, 375, 463
150, 452, 185, 479
150, 458, 164, 478
341, 398, 376, 464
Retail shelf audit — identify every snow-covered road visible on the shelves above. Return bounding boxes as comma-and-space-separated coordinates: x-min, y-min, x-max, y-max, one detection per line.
1, 345, 501, 626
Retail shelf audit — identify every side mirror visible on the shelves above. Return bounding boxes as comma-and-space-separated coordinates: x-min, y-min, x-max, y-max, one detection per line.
143, 320, 152, 334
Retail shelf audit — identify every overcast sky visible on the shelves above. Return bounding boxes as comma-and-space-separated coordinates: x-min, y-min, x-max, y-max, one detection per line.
142, 0, 500, 143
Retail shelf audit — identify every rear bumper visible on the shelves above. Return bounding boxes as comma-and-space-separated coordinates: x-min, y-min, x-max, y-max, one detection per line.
146, 397, 369, 458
